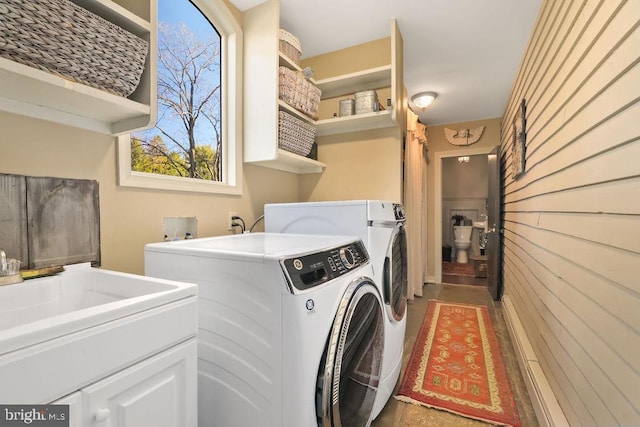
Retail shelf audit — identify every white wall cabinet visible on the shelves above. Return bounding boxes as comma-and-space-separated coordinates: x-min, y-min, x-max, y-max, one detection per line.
242, 0, 325, 174
0, 0, 157, 135
242, 0, 403, 173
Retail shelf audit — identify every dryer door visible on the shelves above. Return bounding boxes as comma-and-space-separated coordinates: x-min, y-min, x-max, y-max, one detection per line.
383, 224, 408, 322
317, 279, 384, 427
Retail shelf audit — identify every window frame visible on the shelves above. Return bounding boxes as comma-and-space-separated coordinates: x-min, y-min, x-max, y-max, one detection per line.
117, 0, 243, 195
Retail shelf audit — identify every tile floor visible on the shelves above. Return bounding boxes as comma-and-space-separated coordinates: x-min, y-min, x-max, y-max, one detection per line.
442, 261, 488, 287
371, 283, 539, 427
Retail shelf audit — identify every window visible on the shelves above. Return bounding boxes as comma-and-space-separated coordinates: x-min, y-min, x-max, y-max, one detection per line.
117, 0, 242, 195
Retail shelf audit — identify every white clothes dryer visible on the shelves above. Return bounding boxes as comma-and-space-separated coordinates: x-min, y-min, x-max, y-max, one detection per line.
144, 233, 385, 427
264, 200, 408, 419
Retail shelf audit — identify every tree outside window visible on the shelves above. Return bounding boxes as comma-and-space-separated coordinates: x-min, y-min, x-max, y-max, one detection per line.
131, 0, 222, 181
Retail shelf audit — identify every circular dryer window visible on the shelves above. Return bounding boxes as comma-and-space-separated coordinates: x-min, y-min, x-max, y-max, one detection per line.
383, 224, 408, 322
389, 225, 408, 321
316, 279, 384, 427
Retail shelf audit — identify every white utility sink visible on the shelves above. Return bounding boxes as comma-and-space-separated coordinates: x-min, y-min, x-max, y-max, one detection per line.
0, 263, 198, 404
0, 263, 196, 353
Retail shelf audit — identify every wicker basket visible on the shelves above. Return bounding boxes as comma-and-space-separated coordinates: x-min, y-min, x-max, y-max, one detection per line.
278, 111, 315, 157
279, 29, 301, 65
0, 0, 149, 97
279, 66, 321, 119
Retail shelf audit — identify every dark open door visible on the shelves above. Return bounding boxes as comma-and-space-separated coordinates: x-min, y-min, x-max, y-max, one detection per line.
486, 146, 502, 300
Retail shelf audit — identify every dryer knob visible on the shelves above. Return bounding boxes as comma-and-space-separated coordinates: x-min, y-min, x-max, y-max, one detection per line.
339, 247, 356, 269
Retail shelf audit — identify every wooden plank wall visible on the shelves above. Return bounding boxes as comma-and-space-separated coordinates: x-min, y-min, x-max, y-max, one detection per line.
500, 0, 640, 425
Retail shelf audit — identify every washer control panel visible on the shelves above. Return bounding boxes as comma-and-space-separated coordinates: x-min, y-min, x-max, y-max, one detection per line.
282, 240, 369, 292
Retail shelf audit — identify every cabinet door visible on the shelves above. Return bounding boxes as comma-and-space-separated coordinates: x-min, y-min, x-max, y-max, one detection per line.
52, 391, 82, 427
82, 339, 197, 427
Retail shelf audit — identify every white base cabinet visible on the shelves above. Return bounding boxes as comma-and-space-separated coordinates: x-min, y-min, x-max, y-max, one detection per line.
54, 340, 197, 427
0, 266, 198, 427
53, 392, 83, 427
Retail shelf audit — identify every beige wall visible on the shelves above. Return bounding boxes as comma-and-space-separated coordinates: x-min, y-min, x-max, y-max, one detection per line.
299, 127, 403, 202
0, 0, 298, 276
0, 0, 407, 275
299, 30, 405, 204
301, 37, 390, 79
500, 1, 640, 425
424, 118, 500, 280
0, 112, 298, 275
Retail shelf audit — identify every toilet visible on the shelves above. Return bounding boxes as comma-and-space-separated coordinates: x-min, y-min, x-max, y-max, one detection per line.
453, 225, 473, 263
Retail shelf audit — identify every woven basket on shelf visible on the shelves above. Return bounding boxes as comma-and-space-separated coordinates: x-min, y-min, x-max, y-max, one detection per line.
278, 66, 321, 119
278, 29, 301, 65
0, 0, 149, 97
278, 111, 315, 157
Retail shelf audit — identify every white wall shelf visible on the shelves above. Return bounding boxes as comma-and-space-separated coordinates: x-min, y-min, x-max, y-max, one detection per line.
250, 149, 325, 174
315, 110, 394, 136
243, 0, 324, 174
309, 20, 404, 138
0, 0, 156, 135
315, 65, 392, 99
68, 0, 151, 36
278, 100, 314, 124
243, 1, 403, 169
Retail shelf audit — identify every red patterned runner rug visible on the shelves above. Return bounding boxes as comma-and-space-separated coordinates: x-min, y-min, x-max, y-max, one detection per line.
396, 300, 521, 426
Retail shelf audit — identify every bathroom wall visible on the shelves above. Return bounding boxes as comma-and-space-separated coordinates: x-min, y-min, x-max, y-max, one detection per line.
442, 155, 488, 257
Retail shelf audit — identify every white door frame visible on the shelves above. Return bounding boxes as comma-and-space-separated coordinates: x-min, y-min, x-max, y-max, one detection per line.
434, 145, 496, 284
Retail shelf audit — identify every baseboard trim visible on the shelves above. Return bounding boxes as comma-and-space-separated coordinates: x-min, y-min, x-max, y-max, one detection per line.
502, 296, 569, 427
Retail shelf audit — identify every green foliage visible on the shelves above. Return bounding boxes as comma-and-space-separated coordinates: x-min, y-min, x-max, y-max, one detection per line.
131, 136, 218, 180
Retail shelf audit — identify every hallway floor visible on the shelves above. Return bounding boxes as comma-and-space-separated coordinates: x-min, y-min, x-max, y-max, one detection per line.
372, 283, 539, 427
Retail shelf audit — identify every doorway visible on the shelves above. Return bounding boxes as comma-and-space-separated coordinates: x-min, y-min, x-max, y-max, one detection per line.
433, 146, 496, 285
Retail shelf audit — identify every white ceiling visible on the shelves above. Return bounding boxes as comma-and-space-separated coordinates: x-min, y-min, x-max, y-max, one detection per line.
230, 0, 542, 125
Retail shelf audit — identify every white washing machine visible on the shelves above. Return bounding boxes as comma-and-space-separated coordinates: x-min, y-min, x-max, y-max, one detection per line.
144, 233, 385, 427
264, 200, 408, 419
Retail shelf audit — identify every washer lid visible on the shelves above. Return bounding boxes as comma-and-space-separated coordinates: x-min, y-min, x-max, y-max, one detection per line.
144, 232, 362, 261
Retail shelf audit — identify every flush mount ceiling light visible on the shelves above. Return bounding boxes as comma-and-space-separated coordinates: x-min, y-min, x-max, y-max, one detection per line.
411, 91, 437, 109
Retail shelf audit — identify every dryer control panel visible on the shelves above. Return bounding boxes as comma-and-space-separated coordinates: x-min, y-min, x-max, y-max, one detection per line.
282, 240, 369, 292
393, 203, 406, 221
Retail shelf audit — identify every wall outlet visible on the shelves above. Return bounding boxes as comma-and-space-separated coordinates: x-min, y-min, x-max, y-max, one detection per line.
227, 211, 237, 231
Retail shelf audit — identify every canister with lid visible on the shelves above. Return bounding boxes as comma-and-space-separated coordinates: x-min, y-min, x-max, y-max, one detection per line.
355, 90, 379, 114
339, 99, 355, 117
